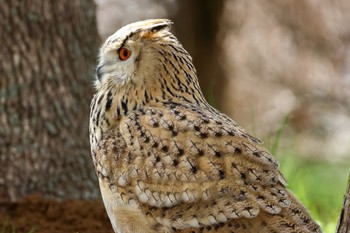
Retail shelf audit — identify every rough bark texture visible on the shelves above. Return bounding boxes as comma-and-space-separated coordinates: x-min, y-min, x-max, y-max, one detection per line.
0, 0, 99, 201
172, 0, 225, 110
336, 174, 350, 233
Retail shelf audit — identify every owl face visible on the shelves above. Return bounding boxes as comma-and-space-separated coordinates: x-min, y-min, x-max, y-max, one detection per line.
94, 19, 173, 91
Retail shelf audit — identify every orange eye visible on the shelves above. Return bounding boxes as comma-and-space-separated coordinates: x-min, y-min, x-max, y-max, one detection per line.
119, 48, 131, 61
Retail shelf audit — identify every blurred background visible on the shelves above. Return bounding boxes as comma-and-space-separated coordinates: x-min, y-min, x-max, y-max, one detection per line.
1, 0, 349, 232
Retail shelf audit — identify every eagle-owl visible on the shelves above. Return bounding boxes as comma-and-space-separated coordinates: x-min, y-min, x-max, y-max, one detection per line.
89, 19, 322, 233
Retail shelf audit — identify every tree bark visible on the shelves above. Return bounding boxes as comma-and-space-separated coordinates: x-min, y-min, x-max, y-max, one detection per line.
0, 0, 99, 201
336, 173, 350, 233
172, 0, 226, 110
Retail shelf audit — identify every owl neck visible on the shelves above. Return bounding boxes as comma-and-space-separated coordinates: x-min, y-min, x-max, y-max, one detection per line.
92, 71, 206, 121
94, 76, 206, 115
89, 72, 210, 148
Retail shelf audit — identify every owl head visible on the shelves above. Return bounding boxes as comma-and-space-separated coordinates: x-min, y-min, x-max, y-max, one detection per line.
94, 19, 204, 106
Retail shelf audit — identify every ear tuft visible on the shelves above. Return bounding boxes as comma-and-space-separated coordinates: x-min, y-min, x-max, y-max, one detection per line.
139, 19, 173, 39
150, 21, 173, 32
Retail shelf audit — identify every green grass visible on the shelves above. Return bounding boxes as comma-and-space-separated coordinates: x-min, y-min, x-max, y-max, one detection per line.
277, 153, 349, 233
1, 218, 15, 233
263, 115, 350, 233
1, 217, 35, 233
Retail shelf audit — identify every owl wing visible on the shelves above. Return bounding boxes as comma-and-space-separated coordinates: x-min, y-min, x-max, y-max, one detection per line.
103, 101, 299, 229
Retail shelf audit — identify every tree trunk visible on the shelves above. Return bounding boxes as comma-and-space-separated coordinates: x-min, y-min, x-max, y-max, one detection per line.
0, 0, 99, 201
172, 0, 226, 110
336, 173, 350, 233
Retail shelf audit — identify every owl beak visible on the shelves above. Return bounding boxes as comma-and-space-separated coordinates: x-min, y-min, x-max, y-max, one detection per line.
96, 64, 103, 82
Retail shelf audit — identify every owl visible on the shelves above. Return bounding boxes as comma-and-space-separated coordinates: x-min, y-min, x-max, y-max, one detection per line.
89, 19, 322, 233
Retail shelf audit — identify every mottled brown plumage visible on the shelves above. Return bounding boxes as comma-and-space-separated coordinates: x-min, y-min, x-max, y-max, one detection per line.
89, 19, 322, 233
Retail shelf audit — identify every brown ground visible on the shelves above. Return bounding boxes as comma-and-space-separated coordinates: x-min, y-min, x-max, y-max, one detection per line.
0, 195, 114, 233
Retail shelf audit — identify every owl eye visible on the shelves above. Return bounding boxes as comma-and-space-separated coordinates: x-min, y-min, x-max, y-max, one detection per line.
119, 48, 131, 61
